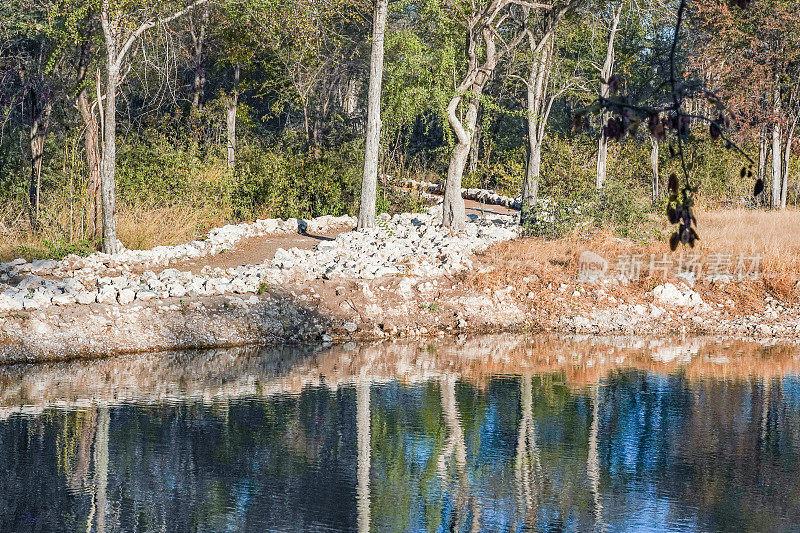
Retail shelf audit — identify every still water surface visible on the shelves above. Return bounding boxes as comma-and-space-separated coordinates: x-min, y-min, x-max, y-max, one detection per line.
1, 336, 800, 532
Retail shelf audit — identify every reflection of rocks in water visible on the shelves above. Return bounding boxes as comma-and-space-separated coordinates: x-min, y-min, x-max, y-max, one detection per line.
1, 335, 799, 419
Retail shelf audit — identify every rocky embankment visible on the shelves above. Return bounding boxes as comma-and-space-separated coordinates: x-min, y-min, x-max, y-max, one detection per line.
0, 204, 519, 361
1, 186, 798, 361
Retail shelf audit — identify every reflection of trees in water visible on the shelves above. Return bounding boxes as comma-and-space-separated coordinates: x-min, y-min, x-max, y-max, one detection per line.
356, 380, 370, 533
6, 366, 800, 531
587, 384, 603, 532
515, 375, 543, 529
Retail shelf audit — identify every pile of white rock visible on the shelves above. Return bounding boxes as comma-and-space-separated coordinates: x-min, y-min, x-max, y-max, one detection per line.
0, 214, 356, 281
0, 206, 519, 313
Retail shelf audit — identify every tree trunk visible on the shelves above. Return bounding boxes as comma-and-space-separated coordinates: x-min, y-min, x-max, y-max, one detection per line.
782, 119, 796, 210
101, 6, 120, 255
650, 136, 659, 202
468, 120, 481, 173
442, 100, 477, 232
190, 4, 209, 112
77, 89, 102, 238
97, 0, 209, 254
443, 28, 498, 231
357, 0, 388, 230
758, 130, 768, 207
28, 102, 52, 230
772, 122, 782, 209
521, 33, 555, 224
226, 63, 240, 170
595, 5, 623, 190
344, 76, 359, 117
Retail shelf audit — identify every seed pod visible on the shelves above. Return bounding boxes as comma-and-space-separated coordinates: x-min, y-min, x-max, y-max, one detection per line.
710, 121, 721, 139
668, 174, 679, 194
670, 232, 681, 251
667, 205, 679, 224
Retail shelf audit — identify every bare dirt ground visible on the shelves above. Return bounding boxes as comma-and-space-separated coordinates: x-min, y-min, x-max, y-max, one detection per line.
151, 228, 347, 274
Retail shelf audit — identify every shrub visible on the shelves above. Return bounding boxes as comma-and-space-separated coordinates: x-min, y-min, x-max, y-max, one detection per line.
523, 181, 653, 240
233, 140, 362, 220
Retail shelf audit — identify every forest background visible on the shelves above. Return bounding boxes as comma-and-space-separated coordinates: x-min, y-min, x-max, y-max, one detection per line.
0, 0, 795, 259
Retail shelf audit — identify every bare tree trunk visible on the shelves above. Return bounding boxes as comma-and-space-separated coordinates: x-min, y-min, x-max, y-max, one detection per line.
344, 76, 359, 117
468, 120, 481, 173
28, 102, 52, 230
521, 33, 555, 224
98, 0, 209, 254
771, 84, 783, 209
100, 8, 120, 254
226, 63, 240, 170
759, 129, 768, 207
650, 136, 659, 202
772, 122, 782, 209
596, 5, 622, 190
782, 119, 796, 210
358, 0, 388, 230
77, 89, 102, 238
443, 101, 477, 232
189, 4, 209, 112
443, 28, 499, 231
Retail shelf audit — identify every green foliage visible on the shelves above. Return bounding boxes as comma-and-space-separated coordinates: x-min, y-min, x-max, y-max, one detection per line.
13, 237, 97, 261
233, 139, 362, 220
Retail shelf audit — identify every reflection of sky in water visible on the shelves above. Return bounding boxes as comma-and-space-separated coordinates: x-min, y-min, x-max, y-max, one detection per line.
3, 368, 800, 532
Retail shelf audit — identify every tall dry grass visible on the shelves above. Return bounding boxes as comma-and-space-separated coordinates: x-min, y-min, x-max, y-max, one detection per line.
115, 205, 228, 251
467, 207, 800, 310
0, 203, 229, 261
694, 208, 800, 274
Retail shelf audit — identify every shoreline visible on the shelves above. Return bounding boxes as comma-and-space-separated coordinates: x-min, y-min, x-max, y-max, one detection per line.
0, 190, 798, 362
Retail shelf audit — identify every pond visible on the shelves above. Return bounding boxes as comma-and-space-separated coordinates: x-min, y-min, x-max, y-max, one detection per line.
1, 336, 799, 532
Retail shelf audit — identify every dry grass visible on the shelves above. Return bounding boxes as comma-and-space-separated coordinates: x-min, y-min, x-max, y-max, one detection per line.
0, 203, 230, 261
116, 205, 228, 251
694, 207, 800, 274
467, 207, 800, 313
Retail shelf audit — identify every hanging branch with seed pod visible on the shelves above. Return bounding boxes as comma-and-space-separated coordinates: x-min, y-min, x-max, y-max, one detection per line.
573, 0, 757, 250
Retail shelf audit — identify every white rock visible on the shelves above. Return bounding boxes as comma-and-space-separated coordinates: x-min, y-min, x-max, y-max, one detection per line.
75, 291, 97, 305
52, 293, 76, 306
118, 288, 136, 305
0, 292, 24, 311
136, 290, 157, 301
653, 283, 687, 307
97, 287, 117, 304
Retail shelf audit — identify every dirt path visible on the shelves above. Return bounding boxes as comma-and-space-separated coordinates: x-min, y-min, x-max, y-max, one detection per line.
152, 228, 349, 274
148, 198, 517, 275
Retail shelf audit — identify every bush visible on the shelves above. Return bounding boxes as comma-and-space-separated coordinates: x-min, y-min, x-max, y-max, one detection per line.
233, 140, 362, 220
523, 181, 654, 240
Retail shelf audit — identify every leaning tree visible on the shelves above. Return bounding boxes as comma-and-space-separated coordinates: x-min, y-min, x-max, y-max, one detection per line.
440, 0, 580, 231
